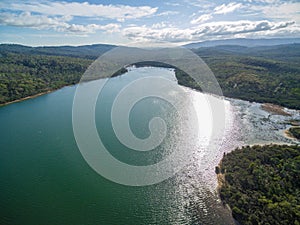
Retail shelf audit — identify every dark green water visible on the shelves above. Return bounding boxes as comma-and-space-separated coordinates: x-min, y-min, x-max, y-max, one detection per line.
4, 66, 296, 224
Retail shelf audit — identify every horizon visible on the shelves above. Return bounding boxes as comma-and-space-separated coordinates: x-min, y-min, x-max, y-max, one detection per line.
0, 0, 300, 46
1, 37, 300, 48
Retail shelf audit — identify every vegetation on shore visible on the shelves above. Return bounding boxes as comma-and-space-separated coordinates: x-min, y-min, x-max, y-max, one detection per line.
288, 127, 300, 140
130, 45, 300, 109
0, 43, 299, 109
190, 45, 300, 109
216, 144, 300, 225
0, 52, 92, 105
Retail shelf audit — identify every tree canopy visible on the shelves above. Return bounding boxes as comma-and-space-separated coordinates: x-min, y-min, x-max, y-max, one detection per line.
218, 144, 300, 225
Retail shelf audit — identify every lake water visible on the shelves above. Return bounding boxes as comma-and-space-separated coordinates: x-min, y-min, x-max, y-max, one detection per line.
0, 67, 298, 225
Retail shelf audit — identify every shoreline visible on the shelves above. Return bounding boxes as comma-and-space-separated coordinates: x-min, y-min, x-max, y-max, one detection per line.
284, 129, 296, 140
261, 103, 291, 116
284, 126, 300, 141
0, 83, 78, 107
0, 90, 53, 107
216, 162, 225, 191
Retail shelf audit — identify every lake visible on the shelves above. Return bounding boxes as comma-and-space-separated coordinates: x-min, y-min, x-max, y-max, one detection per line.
0, 67, 298, 225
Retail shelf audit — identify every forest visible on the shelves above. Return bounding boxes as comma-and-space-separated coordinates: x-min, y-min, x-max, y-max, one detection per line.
217, 144, 300, 225
0, 43, 299, 109
0, 51, 93, 104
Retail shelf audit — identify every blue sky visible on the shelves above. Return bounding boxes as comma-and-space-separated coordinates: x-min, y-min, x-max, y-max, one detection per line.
0, 0, 299, 46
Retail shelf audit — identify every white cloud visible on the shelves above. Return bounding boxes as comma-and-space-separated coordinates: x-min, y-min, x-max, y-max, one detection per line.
0, 0, 299, 44
61, 23, 121, 34
164, 2, 181, 7
214, 2, 243, 15
191, 2, 242, 25
123, 20, 296, 43
247, 0, 280, 3
184, 0, 215, 10
197, 20, 295, 36
2, 1, 158, 22
0, 12, 121, 34
123, 26, 192, 43
257, 2, 300, 23
156, 11, 180, 17
191, 14, 213, 24
152, 22, 169, 29
0, 11, 70, 29
233, 22, 300, 38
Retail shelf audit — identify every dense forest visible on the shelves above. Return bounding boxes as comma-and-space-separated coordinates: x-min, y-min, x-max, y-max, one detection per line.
0, 52, 92, 104
178, 44, 300, 109
217, 145, 300, 225
0, 43, 299, 109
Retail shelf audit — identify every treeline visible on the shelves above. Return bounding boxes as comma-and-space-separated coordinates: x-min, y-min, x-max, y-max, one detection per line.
200, 54, 300, 109
188, 45, 300, 109
217, 144, 300, 225
0, 44, 115, 59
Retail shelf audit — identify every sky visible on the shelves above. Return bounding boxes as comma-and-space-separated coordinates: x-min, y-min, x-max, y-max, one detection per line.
0, 0, 299, 46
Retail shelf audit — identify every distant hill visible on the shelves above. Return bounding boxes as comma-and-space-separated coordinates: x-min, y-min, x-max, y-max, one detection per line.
179, 43, 300, 109
0, 44, 116, 59
184, 38, 300, 48
193, 43, 300, 63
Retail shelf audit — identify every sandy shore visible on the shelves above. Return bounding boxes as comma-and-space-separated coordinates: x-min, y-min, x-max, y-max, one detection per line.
284, 127, 300, 141
261, 103, 291, 116
0, 90, 53, 107
0, 82, 79, 107
284, 129, 294, 139
216, 163, 226, 191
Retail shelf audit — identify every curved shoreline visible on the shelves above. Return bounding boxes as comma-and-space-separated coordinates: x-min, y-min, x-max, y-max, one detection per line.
284, 129, 297, 140
284, 126, 300, 141
0, 83, 77, 107
0, 91, 53, 107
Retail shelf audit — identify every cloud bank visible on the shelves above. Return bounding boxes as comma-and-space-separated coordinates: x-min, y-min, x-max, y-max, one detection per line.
124, 20, 296, 42
4, 1, 158, 22
0, 0, 299, 44
0, 11, 120, 34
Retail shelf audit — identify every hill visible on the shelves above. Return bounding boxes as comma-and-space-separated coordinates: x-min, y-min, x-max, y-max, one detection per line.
0, 43, 115, 59
187, 44, 300, 109
184, 38, 300, 48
